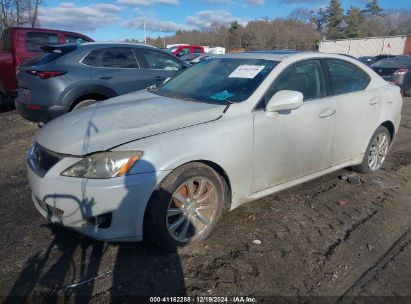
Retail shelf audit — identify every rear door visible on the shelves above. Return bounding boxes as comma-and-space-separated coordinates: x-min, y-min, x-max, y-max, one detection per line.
136, 49, 183, 87
252, 59, 336, 192
323, 59, 379, 165
89, 47, 144, 95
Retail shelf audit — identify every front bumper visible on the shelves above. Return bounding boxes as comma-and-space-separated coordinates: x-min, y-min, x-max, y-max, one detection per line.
27, 156, 171, 242
15, 99, 68, 123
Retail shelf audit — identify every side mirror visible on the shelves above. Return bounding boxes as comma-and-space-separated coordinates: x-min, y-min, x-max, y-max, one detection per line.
265, 90, 303, 118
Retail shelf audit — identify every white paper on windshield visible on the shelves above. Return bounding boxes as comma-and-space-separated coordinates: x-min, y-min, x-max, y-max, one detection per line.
228, 65, 265, 79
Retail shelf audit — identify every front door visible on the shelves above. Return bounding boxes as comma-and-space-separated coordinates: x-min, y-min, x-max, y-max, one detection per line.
136, 49, 183, 87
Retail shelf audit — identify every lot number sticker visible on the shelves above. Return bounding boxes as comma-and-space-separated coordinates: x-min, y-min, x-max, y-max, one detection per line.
229, 65, 265, 79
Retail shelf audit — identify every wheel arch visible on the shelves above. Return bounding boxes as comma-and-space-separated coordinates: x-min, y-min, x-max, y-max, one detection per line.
151, 159, 233, 211
69, 93, 110, 111
380, 120, 395, 142
60, 84, 117, 109
196, 160, 232, 211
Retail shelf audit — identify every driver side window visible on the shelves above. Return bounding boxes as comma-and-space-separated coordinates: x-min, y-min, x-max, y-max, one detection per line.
263, 60, 326, 107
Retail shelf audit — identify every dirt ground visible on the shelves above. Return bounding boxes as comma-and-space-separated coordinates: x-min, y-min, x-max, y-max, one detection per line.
0, 98, 410, 304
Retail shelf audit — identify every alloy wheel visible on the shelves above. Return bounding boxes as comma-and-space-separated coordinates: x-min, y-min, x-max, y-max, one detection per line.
166, 177, 219, 243
368, 132, 389, 171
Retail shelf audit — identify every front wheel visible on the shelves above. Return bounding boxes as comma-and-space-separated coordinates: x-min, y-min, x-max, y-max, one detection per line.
353, 126, 391, 173
144, 162, 224, 250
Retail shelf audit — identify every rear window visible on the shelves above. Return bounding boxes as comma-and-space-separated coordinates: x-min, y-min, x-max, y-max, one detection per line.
372, 58, 411, 69
65, 35, 89, 44
22, 45, 77, 66
326, 59, 370, 95
82, 50, 101, 66
26, 32, 59, 52
0, 30, 12, 52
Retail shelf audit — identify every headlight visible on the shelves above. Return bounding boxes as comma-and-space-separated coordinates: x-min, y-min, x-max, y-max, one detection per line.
61, 151, 143, 179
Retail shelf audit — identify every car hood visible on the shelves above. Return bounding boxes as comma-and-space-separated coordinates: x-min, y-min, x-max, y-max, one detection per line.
36, 90, 226, 156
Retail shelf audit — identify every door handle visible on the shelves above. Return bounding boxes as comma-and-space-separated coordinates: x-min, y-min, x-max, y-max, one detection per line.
319, 108, 336, 118
154, 76, 165, 81
98, 75, 112, 80
369, 97, 379, 105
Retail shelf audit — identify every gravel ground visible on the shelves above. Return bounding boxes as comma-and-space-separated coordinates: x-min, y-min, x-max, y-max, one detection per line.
0, 98, 410, 304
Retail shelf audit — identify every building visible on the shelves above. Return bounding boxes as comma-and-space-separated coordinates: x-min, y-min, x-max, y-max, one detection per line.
319, 35, 411, 58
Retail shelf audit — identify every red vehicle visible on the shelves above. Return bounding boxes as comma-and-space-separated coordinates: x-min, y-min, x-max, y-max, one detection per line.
167, 45, 205, 57
0, 27, 93, 106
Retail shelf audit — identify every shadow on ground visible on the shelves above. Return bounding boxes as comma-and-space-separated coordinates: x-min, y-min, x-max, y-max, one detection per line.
4, 224, 186, 303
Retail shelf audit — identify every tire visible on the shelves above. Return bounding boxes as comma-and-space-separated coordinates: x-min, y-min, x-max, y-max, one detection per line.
72, 99, 98, 110
144, 162, 225, 250
352, 126, 391, 173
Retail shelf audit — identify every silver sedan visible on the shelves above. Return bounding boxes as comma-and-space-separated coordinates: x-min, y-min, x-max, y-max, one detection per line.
27, 51, 403, 249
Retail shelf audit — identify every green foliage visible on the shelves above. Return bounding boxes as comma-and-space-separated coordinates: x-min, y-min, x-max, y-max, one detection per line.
229, 20, 239, 33
364, 0, 384, 16
312, 8, 327, 34
325, 0, 344, 39
344, 6, 364, 38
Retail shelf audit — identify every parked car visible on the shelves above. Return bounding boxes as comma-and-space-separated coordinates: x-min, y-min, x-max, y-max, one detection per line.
15, 42, 187, 124
167, 44, 204, 57
371, 56, 411, 96
0, 27, 93, 107
27, 52, 402, 249
359, 54, 396, 66
180, 53, 211, 65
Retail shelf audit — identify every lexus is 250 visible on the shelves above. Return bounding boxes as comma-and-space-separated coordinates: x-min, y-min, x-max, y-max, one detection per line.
27, 51, 402, 249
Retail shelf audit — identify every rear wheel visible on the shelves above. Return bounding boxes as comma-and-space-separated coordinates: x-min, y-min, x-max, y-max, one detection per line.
352, 126, 391, 173
72, 99, 98, 110
144, 162, 225, 250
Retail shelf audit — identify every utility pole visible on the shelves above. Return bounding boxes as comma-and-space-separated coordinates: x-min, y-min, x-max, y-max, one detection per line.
160, 28, 167, 49
144, 20, 147, 44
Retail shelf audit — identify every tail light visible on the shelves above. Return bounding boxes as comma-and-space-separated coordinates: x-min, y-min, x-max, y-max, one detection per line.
393, 68, 408, 75
26, 70, 66, 79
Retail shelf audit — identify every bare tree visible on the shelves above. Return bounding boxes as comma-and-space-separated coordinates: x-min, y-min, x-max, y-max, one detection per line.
0, 0, 41, 32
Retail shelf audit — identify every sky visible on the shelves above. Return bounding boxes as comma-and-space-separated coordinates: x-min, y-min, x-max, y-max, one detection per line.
39, 0, 411, 42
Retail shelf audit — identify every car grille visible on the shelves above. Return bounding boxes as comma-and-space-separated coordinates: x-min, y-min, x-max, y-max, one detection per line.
28, 143, 62, 176
35, 196, 64, 220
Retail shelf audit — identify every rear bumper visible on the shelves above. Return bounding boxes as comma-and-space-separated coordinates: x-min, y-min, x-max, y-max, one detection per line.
15, 99, 68, 123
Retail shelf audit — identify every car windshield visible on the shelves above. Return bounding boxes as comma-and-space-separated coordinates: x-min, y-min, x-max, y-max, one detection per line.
155, 58, 278, 104
372, 58, 411, 69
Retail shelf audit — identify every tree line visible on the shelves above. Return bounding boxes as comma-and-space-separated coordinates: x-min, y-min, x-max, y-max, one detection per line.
139, 0, 411, 51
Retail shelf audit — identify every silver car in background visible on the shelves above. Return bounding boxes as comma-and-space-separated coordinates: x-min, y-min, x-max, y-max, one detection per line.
27, 52, 402, 249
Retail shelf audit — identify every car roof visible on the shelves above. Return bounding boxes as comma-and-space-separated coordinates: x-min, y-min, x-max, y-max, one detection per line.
217, 51, 349, 62
77, 42, 158, 49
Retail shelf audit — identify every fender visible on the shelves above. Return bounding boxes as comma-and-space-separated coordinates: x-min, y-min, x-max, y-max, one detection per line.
60, 83, 118, 108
